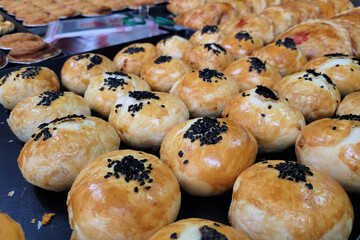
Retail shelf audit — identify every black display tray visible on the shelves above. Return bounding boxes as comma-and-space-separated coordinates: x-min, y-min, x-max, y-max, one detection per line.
0, 31, 359, 240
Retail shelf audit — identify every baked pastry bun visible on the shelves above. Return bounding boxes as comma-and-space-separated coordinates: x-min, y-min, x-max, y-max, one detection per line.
244, 0, 267, 14
9, 91, 91, 142
183, 43, 234, 71
336, 91, 360, 116
296, 115, 360, 193
224, 57, 281, 91
189, 25, 225, 45
0, 32, 42, 49
309, 0, 338, 19
18, 115, 120, 191
160, 117, 257, 196
276, 20, 352, 60
260, 6, 297, 36
330, 0, 354, 13
253, 38, 307, 76
109, 91, 189, 150
229, 160, 354, 240
156, 35, 193, 59
283, 1, 320, 20
170, 68, 239, 117
61, 53, 117, 95
331, 19, 360, 57
167, 0, 206, 15
141, 56, 191, 92
221, 31, 263, 60
67, 149, 181, 240
0, 66, 60, 109
302, 54, 360, 96
222, 86, 305, 153
114, 43, 158, 76
84, 71, 150, 117
0, 213, 25, 240
149, 218, 251, 240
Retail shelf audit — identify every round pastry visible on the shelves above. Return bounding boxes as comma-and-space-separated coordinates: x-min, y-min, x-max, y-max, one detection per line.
302, 54, 360, 96
0, 66, 60, 110
253, 38, 307, 76
108, 91, 189, 150
219, 15, 275, 44
67, 149, 181, 240
310, 0, 338, 19
170, 68, 239, 117
167, 0, 206, 15
160, 117, 257, 196
18, 115, 120, 191
156, 35, 193, 59
113, 43, 158, 76
189, 25, 225, 45
283, 1, 319, 20
221, 31, 264, 60
0, 213, 25, 240
183, 43, 234, 71
276, 19, 352, 60
208, 2, 238, 25
296, 115, 360, 193
149, 218, 251, 240
50, 7, 79, 18
22, 12, 59, 26
260, 6, 297, 36
226, 0, 251, 16
222, 86, 305, 153
0, 32, 43, 50
244, 0, 267, 14
336, 91, 360, 115
229, 160, 354, 240
331, 19, 360, 57
273, 69, 341, 121
81, 5, 112, 16
61, 53, 117, 95
140, 56, 191, 92
9, 91, 91, 142
84, 71, 150, 117
224, 57, 281, 91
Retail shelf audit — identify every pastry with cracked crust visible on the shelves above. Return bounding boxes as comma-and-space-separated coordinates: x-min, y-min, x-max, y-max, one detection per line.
170, 68, 239, 118
0, 66, 60, 109
336, 91, 360, 116
260, 6, 297, 36
81, 4, 112, 16
229, 160, 354, 240
114, 43, 158, 76
50, 7, 79, 18
22, 12, 59, 26
224, 57, 281, 91
156, 35, 193, 59
0, 213, 25, 240
253, 38, 307, 76
18, 114, 120, 191
329, 0, 353, 13
189, 25, 225, 45
67, 150, 181, 240
302, 54, 360, 96
167, 0, 206, 15
243, 0, 267, 14
160, 117, 257, 196
61, 53, 117, 95
0, 33, 43, 50
9, 91, 91, 142
222, 86, 305, 153
282, 1, 320, 20
149, 218, 251, 240
296, 114, 360, 193
308, 0, 338, 19
7, 41, 60, 63
84, 71, 150, 118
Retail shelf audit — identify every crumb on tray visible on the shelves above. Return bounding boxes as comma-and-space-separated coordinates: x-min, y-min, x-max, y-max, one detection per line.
42, 213, 55, 226
8, 190, 14, 197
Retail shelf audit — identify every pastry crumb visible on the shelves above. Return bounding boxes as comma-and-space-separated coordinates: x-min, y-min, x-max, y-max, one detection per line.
42, 213, 55, 225
31, 219, 36, 224
8, 190, 14, 197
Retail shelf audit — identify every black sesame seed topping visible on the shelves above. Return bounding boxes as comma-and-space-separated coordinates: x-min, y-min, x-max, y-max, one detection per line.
261, 161, 268, 163
203, 43, 226, 56
247, 57, 266, 73
20, 66, 41, 79
225, 114, 229, 118
128, 102, 143, 116
74, 53, 90, 61
324, 53, 348, 58
37, 91, 64, 106
37, 114, 86, 130
154, 56, 172, 64
255, 85, 279, 100
305, 183, 313, 190
161, 105, 165, 108
183, 117, 228, 146
134, 187, 138, 192
101, 72, 130, 91
268, 105, 272, 109
306, 69, 335, 86
213, 223, 220, 227
235, 31, 253, 43
32, 127, 53, 141
123, 46, 145, 55
183, 160, 189, 164
87, 55, 103, 70
261, 113, 266, 117
178, 151, 183, 157
170, 233, 178, 239
332, 126, 337, 130
275, 38, 297, 50
129, 91, 160, 100
199, 225, 228, 240
201, 25, 219, 35
332, 114, 360, 121
0, 72, 11, 86
198, 68, 224, 83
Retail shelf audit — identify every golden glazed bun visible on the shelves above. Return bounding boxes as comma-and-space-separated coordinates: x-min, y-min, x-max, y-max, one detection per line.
141, 56, 191, 92
9, 91, 91, 142
0, 66, 60, 109
84, 71, 150, 117
108, 91, 189, 150
260, 6, 297, 36
224, 57, 281, 91
336, 91, 360, 115
170, 68, 239, 118
18, 115, 120, 191
0, 213, 25, 240
149, 218, 251, 240
253, 38, 307, 77
273, 69, 341, 122
156, 35, 193, 59
67, 150, 181, 240
221, 31, 264, 60
229, 160, 354, 240
302, 54, 360, 96
167, 0, 206, 15
61, 53, 117, 95
189, 25, 225, 45
114, 43, 158, 76
222, 86, 305, 153
244, 0, 267, 14
160, 117, 257, 196
296, 115, 360, 193
331, 19, 360, 57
